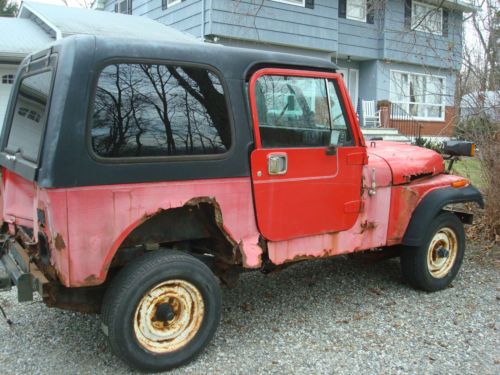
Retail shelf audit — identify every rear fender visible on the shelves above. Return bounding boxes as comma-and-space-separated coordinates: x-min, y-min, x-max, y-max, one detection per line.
402, 185, 484, 247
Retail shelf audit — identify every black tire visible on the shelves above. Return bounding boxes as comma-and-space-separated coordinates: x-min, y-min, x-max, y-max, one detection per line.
400, 211, 465, 292
101, 250, 221, 372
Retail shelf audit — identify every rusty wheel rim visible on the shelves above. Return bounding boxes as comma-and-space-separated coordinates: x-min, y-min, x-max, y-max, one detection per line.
427, 227, 458, 279
133, 279, 205, 353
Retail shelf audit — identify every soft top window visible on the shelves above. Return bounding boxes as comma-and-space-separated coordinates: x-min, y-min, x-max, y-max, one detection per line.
91, 63, 232, 159
5, 70, 53, 163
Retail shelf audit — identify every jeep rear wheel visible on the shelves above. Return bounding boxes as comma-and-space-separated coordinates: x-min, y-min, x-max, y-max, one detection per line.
400, 212, 465, 292
101, 250, 221, 372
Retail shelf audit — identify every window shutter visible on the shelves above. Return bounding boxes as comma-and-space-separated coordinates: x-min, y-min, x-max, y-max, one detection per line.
404, 0, 412, 29
367, 0, 375, 24
339, 0, 346, 19
305, 0, 314, 9
162, 0, 166, 10
442, 9, 449, 37
114, 2, 118, 12
127, 0, 132, 14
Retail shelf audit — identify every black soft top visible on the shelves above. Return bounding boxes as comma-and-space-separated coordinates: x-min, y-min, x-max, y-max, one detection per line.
0, 35, 337, 188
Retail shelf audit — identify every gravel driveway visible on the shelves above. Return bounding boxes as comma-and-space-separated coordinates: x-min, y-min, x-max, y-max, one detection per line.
1, 245, 498, 375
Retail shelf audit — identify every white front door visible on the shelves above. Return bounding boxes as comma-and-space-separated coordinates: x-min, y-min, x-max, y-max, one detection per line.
337, 68, 359, 112
0, 65, 18, 131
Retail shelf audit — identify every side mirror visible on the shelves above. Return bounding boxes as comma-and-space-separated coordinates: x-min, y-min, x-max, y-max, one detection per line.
443, 141, 476, 157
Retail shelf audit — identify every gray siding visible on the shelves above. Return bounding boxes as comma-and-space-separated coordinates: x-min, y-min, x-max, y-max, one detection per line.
208, 0, 338, 52
382, 0, 463, 70
338, 17, 382, 60
105, 0, 205, 38
102, 0, 463, 109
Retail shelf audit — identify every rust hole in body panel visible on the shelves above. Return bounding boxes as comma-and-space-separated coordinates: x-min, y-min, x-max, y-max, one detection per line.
53, 233, 66, 251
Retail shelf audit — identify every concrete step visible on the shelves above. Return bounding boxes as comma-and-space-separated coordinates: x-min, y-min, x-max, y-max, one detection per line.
361, 127, 411, 143
361, 127, 400, 135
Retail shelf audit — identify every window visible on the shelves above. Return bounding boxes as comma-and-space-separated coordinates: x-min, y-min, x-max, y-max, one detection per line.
254, 75, 352, 148
411, 1, 443, 35
390, 70, 445, 121
271, 0, 306, 6
6, 71, 53, 162
91, 63, 231, 158
2, 74, 14, 84
114, 0, 131, 14
162, 0, 181, 9
346, 0, 367, 22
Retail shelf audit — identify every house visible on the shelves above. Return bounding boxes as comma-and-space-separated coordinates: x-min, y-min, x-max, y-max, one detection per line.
460, 91, 500, 123
0, 1, 196, 128
0, 17, 51, 126
99, 0, 476, 138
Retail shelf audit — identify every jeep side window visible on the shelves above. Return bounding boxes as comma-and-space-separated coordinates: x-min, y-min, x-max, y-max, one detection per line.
255, 75, 331, 148
91, 64, 231, 158
327, 79, 353, 147
5, 70, 53, 162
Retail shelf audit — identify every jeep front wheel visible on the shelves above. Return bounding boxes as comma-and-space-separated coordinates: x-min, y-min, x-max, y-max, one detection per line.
400, 212, 465, 292
101, 250, 221, 372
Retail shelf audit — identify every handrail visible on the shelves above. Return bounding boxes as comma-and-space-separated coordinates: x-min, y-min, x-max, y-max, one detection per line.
388, 103, 423, 143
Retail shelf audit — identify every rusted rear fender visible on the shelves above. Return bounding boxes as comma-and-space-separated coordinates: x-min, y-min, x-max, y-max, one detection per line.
402, 185, 484, 247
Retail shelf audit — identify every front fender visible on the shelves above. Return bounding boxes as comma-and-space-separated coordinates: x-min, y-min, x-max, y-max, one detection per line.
402, 185, 484, 247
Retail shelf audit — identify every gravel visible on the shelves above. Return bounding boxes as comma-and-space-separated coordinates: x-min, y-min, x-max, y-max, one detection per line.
0, 246, 499, 375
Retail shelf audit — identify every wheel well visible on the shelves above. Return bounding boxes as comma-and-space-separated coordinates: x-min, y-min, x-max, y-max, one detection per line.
109, 198, 243, 280
402, 185, 483, 247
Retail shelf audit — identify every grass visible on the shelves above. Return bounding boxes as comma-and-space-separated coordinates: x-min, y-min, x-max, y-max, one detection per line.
448, 157, 486, 189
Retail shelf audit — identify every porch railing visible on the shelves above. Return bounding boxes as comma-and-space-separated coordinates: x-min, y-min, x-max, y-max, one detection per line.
386, 103, 423, 143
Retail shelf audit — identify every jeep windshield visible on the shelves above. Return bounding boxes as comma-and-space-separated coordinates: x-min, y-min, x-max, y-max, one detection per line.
4, 70, 53, 163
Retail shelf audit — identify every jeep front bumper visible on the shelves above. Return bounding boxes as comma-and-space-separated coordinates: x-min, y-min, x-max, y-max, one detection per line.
0, 237, 49, 302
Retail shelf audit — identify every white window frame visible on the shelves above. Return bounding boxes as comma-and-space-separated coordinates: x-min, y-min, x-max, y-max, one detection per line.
166, 0, 181, 7
346, 0, 367, 23
389, 69, 446, 122
271, 0, 306, 7
115, 0, 131, 14
411, 0, 443, 36
337, 68, 359, 110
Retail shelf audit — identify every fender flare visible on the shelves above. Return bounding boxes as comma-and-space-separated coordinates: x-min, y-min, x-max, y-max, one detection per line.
402, 185, 484, 247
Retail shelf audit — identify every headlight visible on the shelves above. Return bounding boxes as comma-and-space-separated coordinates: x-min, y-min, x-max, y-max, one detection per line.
443, 141, 475, 157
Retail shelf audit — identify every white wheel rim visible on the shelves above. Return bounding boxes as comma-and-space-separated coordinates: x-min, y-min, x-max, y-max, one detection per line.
427, 227, 458, 279
133, 279, 205, 353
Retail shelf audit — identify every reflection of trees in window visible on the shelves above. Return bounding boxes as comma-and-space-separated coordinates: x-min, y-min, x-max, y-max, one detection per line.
92, 63, 231, 158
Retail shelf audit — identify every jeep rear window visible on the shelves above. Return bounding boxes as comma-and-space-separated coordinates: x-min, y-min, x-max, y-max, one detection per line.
5, 71, 53, 162
91, 64, 231, 158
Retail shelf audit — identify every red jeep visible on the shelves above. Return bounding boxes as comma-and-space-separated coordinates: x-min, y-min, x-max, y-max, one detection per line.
0, 36, 483, 371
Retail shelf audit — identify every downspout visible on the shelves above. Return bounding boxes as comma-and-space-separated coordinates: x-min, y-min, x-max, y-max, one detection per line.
201, 0, 205, 41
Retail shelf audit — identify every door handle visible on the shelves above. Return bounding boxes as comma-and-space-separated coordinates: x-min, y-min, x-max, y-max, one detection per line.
267, 153, 287, 175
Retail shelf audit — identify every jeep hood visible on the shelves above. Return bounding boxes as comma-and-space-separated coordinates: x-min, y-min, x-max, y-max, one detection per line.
367, 141, 445, 185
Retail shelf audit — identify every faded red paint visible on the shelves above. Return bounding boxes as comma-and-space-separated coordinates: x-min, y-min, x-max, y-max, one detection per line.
386, 173, 468, 244
267, 155, 392, 264
367, 141, 445, 185
2, 174, 262, 287
0, 68, 473, 289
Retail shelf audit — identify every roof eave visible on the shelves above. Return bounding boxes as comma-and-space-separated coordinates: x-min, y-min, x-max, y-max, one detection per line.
18, 1, 63, 39
443, 0, 479, 13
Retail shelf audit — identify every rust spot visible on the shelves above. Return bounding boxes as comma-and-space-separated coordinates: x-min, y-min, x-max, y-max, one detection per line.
53, 233, 66, 251
83, 274, 100, 284
360, 220, 377, 233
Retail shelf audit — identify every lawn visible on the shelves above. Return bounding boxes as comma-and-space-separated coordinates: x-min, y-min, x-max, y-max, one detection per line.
448, 157, 486, 189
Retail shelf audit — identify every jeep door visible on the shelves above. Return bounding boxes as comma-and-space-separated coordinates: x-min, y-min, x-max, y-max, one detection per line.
249, 69, 366, 241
